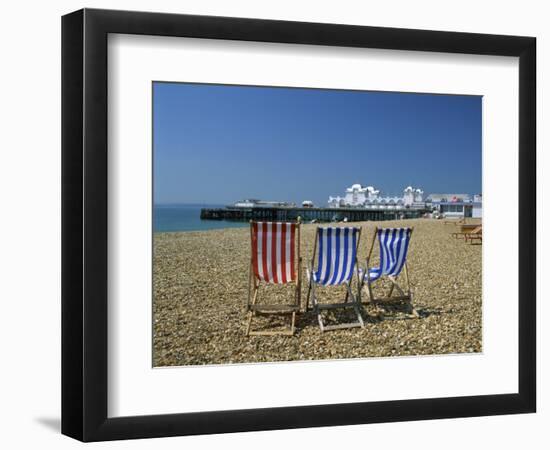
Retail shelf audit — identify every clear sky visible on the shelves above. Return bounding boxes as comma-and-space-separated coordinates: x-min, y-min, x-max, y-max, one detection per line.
153, 82, 481, 206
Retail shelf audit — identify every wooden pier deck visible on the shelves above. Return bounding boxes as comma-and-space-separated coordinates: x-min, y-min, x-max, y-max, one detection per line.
200, 206, 428, 223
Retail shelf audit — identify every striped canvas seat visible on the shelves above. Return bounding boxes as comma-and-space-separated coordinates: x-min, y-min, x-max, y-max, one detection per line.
359, 227, 417, 316
311, 227, 360, 286
306, 226, 364, 332
362, 228, 411, 283
246, 221, 301, 336
251, 222, 297, 284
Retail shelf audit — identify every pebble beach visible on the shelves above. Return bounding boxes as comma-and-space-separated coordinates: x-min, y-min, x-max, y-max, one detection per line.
153, 219, 482, 367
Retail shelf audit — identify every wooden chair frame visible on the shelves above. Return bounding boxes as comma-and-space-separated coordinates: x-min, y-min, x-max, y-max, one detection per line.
359, 227, 417, 316
451, 223, 481, 239
245, 221, 302, 336
464, 226, 483, 244
305, 227, 365, 332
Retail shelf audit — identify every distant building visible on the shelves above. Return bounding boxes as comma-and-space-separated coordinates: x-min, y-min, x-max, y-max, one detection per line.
328, 183, 378, 208
364, 196, 404, 210
302, 200, 314, 208
425, 193, 482, 218
327, 196, 345, 208
472, 194, 482, 218
402, 186, 424, 207
337, 184, 379, 206
426, 193, 471, 203
328, 183, 424, 210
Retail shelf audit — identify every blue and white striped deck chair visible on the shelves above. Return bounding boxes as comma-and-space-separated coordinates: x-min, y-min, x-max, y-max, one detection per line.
306, 227, 365, 332
359, 227, 416, 314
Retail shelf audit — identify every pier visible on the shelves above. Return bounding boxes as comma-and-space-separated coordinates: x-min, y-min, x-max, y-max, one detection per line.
200, 206, 428, 223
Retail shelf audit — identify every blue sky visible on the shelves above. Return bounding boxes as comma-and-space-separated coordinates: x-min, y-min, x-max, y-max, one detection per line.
153, 82, 481, 205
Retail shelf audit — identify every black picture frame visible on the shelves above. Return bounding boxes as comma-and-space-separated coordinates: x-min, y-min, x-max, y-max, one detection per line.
61, 8, 536, 442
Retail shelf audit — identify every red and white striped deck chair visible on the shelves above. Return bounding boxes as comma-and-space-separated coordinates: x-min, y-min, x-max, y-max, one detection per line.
246, 221, 302, 336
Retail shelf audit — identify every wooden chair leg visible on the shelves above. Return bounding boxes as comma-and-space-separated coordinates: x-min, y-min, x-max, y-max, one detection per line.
358, 277, 370, 302
245, 281, 259, 336
367, 279, 375, 303
305, 271, 313, 312
357, 272, 367, 303
297, 257, 302, 311
310, 283, 325, 332
317, 313, 325, 332
347, 283, 365, 328
404, 264, 417, 316
245, 311, 254, 336
314, 304, 325, 332
388, 277, 405, 297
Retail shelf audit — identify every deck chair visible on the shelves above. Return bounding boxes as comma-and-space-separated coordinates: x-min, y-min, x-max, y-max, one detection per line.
464, 225, 482, 244
246, 221, 301, 336
359, 227, 417, 315
451, 223, 481, 239
306, 227, 365, 332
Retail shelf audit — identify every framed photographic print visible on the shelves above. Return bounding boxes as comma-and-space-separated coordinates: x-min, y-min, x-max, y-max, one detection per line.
61, 8, 536, 442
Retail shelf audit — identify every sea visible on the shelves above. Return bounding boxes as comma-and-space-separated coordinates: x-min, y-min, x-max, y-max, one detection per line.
153, 204, 249, 233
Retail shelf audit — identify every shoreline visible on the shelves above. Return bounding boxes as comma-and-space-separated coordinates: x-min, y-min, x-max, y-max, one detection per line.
153, 217, 475, 235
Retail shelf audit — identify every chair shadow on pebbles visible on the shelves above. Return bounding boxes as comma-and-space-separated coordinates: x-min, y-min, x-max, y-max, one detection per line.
367, 304, 442, 321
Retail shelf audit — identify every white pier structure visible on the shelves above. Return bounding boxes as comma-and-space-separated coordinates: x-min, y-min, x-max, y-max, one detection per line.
328, 184, 425, 210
